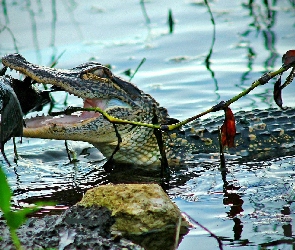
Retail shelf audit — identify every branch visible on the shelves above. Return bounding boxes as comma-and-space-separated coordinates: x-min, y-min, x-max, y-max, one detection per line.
182, 212, 223, 250
53, 61, 295, 131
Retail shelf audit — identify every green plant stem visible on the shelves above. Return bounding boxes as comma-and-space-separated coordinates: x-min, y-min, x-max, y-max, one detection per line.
225, 66, 288, 106
169, 66, 292, 128
10, 228, 22, 250
62, 64, 294, 131
81, 107, 161, 129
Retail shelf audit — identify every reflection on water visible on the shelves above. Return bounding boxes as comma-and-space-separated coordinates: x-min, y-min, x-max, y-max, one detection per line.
236, 0, 283, 108
244, 0, 279, 68
1, 0, 295, 249
203, 0, 220, 102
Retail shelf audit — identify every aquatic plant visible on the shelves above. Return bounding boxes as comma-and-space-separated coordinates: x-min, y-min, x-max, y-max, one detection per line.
0, 166, 48, 250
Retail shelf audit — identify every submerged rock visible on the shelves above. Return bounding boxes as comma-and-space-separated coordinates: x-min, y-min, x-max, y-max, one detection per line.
78, 183, 190, 249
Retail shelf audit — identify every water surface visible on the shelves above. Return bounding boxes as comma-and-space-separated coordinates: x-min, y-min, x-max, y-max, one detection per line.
1, 1, 295, 249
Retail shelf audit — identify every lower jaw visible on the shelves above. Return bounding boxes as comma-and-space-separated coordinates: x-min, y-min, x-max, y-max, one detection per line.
24, 111, 101, 129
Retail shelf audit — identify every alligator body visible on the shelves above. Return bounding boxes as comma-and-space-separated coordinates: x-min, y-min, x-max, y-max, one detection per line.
1, 53, 295, 166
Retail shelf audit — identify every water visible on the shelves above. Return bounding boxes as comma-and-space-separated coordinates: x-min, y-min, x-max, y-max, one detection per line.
1, 0, 295, 249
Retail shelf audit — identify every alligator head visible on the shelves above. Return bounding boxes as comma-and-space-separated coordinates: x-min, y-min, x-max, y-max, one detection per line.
2, 53, 170, 166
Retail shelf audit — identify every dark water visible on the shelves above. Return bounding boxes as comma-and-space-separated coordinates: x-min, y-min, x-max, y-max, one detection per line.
1, 1, 295, 249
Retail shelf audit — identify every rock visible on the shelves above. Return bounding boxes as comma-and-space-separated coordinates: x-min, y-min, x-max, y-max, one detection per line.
78, 183, 190, 249
0, 205, 142, 250
0, 184, 189, 250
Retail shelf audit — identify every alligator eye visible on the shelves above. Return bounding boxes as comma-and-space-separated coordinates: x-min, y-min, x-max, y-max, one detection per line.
92, 68, 105, 77
81, 66, 113, 82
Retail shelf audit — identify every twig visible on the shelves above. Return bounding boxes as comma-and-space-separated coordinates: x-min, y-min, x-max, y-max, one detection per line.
50, 62, 295, 132
103, 123, 122, 171
182, 212, 223, 250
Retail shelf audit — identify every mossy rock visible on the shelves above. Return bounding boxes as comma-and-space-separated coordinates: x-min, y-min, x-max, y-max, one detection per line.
78, 183, 189, 235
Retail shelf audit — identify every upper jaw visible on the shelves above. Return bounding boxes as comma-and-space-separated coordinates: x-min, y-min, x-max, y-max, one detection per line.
1, 53, 142, 108
1, 54, 134, 128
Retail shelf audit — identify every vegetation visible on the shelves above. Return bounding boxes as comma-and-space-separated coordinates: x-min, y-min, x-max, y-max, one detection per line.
0, 166, 53, 250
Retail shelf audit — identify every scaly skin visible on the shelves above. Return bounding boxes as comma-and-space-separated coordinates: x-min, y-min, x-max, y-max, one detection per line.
1, 53, 295, 166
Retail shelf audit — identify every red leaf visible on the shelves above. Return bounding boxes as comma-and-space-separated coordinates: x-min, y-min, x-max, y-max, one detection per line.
220, 107, 236, 148
282, 50, 295, 66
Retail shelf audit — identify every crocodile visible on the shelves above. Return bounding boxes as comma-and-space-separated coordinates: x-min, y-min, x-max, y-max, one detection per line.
1, 53, 295, 166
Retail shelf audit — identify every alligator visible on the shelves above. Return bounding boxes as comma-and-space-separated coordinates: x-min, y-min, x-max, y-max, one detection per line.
1, 53, 295, 166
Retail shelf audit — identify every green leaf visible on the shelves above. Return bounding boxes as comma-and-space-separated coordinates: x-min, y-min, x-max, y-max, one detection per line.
0, 166, 11, 214
4, 211, 25, 230
4, 207, 35, 230
4, 203, 55, 230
